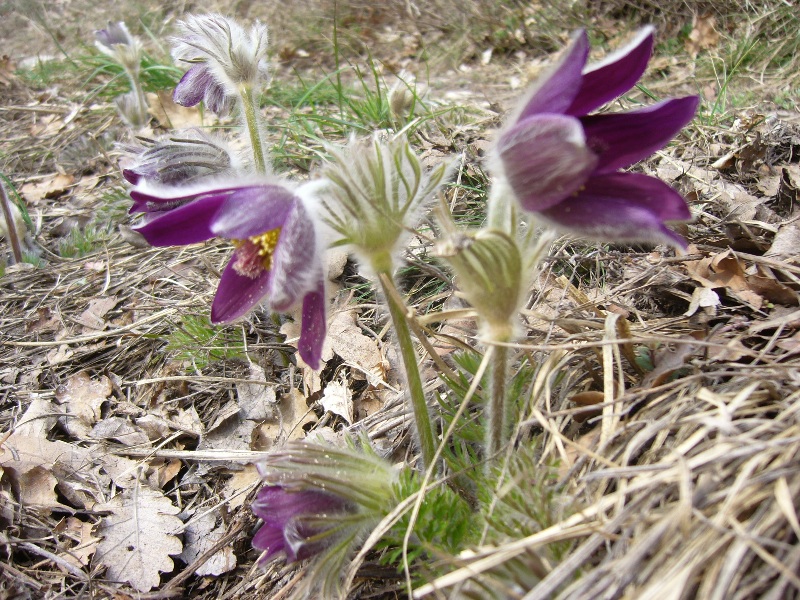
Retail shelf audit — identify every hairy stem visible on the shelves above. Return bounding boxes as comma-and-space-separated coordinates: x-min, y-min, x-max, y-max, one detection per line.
486, 342, 509, 464
0, 183, 23, 264
239, 85, 267, 174
375, 260, 437, 473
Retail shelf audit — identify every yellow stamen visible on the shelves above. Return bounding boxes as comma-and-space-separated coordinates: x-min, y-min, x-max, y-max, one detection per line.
231, 227, 282, 275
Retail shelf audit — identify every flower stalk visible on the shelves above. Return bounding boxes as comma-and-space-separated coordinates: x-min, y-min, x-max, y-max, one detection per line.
377, 267, 437, 473
0, 182, 23, 264
239, 84, 268, 174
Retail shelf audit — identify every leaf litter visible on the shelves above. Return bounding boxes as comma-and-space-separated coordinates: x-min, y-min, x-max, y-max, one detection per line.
1, 2, 800, 599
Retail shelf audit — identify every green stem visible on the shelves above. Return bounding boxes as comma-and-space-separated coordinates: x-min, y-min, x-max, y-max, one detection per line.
375, 259, 437, 473
486, 342, 509, 463
239, 85, 267, 174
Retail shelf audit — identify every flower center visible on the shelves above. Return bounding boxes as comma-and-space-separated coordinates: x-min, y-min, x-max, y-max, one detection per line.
231, 228, 281, 278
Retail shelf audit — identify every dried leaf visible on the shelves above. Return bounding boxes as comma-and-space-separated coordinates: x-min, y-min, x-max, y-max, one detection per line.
684, 286, 720, 317
14, 397, 58, 437
180, 511, 237, 576
0, 434, 90, 477
0, 55, 17, 86
327, 309, 385, 385
222, 465, 260, 509
18, 465, 59, 509
235, 363, 277, 422
60, 517, 100, 568
90, 417, 150, 446
20, 173, 74, 204
686, 250, 763, 309
93, 485, 183, 592
320, 380, 353, 423
147, 91, 204, 129
74, 297, 119, 331
686, 14, 719, 56
55, 372, 111, 438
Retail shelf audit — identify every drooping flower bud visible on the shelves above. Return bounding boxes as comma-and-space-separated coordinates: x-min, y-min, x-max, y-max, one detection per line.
438, 229, 524, 341
95, 21, 143, 74
170, 13, 270, 115
252, 437, 400, 597
121, 129, 240, 186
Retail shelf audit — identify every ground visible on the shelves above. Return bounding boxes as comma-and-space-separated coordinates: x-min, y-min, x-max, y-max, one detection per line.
1, 1, 799, 599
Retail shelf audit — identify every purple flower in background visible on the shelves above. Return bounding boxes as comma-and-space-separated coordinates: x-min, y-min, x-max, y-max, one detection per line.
131, 181, 326, 369
121, 129, 239, 187
170, 14, 269, 116
173, 64, 235, 116
95, 21, 137, 50
251, 485, 353, 563
492, 27, 699, 248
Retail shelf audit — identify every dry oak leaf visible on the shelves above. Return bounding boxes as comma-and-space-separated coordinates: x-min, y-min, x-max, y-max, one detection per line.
92, 485, 183, 592
179, 511, 237, 577
55, 372, 111, 439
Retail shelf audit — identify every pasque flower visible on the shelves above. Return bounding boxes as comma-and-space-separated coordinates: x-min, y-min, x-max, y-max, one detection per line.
251, 438, 399, 596
491, 27, 699, 248
121, 129, 239, 187
95, 21, 143, 73
131, 180, 326, 369
252, 485, 354, 563
170, 13, 269, 115
95, 21, 148, 128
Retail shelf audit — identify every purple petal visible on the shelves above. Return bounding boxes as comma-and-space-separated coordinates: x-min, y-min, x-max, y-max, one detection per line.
133, 193, 227, 245
268, 201, 321, 312
173, 65, 212, 107
122, 168, 142, 185
512, 30, 589, 123
252, 523, 287, 561
496, 114, 598, 212
567, 27, 654, 116
582, 96, 700, 173
204, 81, 234, 116
210, 186, 296, 239
298, 279, 327, 370
253, 487, 348, 526
539, 172, 691, 248
130, 185, 241, 214
210, 256, 272, 323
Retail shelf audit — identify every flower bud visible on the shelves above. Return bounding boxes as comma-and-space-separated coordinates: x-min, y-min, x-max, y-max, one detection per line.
320, 134, 453, 268
438, 229, 524, 341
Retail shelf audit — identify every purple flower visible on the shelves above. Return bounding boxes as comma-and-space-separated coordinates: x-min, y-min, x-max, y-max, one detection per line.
95, 22, 136, 49
251, 485, 353, 563
131, 181, 326, 369
173, 64, 235, 116
170, 14, 270, 116
121, 129, 238, 186
492, 27, 699, 248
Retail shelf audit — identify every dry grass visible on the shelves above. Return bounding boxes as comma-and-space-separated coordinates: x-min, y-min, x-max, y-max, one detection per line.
1, 1, 799, 598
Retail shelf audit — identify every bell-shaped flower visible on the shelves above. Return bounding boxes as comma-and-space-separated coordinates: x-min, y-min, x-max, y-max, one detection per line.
121, 129, 240, 187
252, 438, 400, 596
252, 485, 355, 563
95, 21, 143, 74
130, 180, 326, 369
491, 27, 699, 248
171, 13, 269, 115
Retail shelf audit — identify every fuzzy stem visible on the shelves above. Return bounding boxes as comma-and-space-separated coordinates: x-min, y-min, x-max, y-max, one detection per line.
239, 85, 267, 174
486, 342, 509, 463
0, 182, 23, 264
126, 70, 149, 128
375, 259, 437, 473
